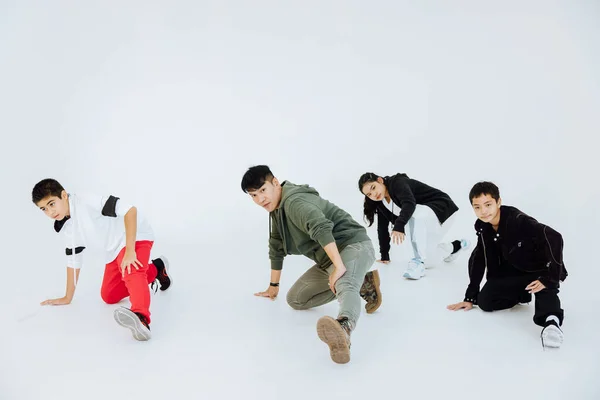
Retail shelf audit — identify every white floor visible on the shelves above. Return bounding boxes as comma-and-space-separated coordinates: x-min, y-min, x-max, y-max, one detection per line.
2, 1, 599, 399
2, 231, 598, 400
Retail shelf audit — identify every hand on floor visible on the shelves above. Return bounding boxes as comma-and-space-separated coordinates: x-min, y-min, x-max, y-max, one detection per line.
41, 296, 71, 306
255, 286, 279, 300
447, 301, 473, 311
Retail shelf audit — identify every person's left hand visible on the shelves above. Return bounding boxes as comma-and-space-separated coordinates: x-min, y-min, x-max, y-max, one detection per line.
525, 280, 546, 294
120, 249, 143, 278
391, 231, 405, 245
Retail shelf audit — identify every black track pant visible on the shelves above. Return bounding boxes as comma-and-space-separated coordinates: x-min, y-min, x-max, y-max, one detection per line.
478, 273, 564, 326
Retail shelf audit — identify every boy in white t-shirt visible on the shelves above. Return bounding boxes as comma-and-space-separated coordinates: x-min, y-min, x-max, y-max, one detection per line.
32, 178, 172, 341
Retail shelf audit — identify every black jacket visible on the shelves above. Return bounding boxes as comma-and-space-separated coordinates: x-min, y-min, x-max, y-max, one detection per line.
464, 205, 568, 304
376, 173, 459, 260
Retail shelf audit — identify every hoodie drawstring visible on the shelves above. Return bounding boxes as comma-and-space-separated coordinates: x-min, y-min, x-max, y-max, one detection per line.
69, 194, 78, 289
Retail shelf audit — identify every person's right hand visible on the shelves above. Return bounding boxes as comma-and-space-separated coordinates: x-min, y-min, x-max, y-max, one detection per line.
446, 301, 473, 311
254, 285, 279, 300
41, 296, 71, 306
376, 259, 390, 264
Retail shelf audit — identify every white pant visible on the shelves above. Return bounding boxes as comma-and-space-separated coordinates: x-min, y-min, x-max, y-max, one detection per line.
407, 205, 455, 266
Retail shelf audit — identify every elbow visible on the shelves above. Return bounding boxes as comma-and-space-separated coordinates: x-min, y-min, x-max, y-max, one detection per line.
312, 228, 335, 248
402, 201, 416, 212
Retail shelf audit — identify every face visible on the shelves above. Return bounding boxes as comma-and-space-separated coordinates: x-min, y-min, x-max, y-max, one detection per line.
37, 191, 70, 220
247, 178, 282, 212
471, 194, 501, 224
361, 177, 387, 201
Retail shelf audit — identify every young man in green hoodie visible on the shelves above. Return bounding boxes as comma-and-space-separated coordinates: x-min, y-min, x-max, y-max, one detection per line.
241, 165, 381, 364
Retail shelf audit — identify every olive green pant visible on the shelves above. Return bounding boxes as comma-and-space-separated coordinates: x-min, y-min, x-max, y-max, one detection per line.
286, 240, 375, 330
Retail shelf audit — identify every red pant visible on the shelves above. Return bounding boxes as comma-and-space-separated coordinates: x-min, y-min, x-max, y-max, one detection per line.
100, 241, 157, 323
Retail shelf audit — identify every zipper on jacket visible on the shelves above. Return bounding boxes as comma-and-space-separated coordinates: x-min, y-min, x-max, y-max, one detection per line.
481, 229, 488, 270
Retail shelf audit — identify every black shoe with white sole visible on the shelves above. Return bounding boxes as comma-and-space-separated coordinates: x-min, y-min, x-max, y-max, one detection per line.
114, 307, 151, 341
541, 320, 563, 349
151, 256, 172, 292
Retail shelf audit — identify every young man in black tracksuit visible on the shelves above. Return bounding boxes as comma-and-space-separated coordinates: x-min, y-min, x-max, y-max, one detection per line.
447, 181, 568, 348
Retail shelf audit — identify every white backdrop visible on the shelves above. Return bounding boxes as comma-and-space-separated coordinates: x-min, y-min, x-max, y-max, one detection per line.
1, 1, 599, 399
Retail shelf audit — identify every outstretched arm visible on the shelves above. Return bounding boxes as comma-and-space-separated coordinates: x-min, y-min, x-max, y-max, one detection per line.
388, 180, 417, 234
377, 212, 391, 262
464, 234, 486, 303
41, 267, 80, 305
256, 214, 286, 300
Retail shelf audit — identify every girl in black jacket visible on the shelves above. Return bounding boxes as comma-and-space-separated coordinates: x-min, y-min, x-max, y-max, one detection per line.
359, 172, 468, 280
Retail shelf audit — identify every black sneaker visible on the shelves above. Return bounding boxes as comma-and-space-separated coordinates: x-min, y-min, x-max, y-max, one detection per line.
151, 256, 172, 292
113, 307, 151, 341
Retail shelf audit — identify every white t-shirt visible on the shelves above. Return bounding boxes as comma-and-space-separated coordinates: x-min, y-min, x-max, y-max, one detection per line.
383, 198, 400, 217
56, 192, 154, 268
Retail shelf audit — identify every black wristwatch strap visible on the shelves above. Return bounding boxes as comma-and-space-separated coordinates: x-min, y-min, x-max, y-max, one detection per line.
270, 282, 279, 287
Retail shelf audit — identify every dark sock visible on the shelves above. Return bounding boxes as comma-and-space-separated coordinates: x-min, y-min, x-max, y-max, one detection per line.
451, 240, 462, 254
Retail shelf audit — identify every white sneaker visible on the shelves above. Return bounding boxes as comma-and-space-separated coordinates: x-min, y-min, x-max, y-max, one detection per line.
441, 239, 471, 263
541, 322, 563, 349
403, 259, 425, 280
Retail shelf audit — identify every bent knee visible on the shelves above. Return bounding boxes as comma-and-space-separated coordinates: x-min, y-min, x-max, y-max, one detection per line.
286, 292, 309, 310
287, 300, 309, 310
477, 301, 493, 312
101, 291, 122, 305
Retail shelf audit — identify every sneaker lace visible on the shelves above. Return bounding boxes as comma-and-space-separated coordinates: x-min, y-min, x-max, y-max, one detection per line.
337, 317, 352, 335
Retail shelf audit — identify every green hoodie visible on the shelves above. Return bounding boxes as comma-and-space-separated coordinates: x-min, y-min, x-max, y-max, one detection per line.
269, 181, 371, 270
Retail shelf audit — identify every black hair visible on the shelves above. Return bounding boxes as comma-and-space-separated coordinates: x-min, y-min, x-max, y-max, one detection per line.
358, 172, 382, 227
32, 178, 65, 204
469, 181, 500, 204
241, 165, 275, 193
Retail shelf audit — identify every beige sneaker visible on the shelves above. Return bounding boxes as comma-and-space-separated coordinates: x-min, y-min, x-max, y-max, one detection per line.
317, 316, 352, 364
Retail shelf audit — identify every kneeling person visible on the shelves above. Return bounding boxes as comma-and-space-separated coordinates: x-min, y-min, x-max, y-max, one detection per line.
447, 182, 567, 349
242, 165, 381, 364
